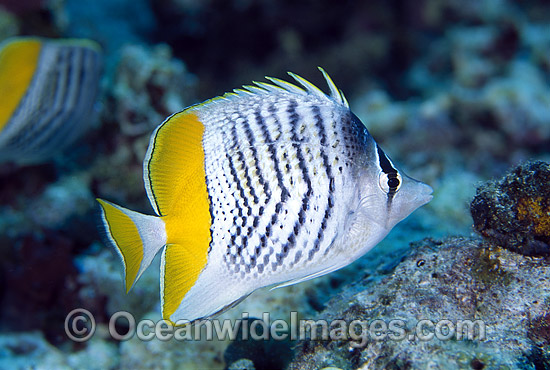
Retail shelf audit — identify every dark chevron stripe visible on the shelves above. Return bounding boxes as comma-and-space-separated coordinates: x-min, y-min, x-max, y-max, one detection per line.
248, 112, 272, 201
24, 48, 71, 147
265, 103, 290, 202
32, 48, 85, 153
236, 117, 260, 205
281, 99, 311, 264
205, 168, 215, 254
252, 102, 290, 257
308, 106, 335, 261
228, 126, 251, 215
226, 144, 250, 253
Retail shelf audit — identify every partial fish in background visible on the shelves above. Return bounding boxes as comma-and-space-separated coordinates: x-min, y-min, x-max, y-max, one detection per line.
97, 68, 433, 324
0, 37, 102, 165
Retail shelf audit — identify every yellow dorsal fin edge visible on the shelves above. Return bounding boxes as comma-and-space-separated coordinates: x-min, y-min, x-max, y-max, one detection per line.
147, 111, 212, 321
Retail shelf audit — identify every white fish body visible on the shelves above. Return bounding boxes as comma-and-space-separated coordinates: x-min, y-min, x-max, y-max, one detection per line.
98, 68, 433, 324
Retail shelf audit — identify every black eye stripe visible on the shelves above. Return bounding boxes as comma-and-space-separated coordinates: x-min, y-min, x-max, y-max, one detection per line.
376, 145, 397, 175
377, 145, 400, 206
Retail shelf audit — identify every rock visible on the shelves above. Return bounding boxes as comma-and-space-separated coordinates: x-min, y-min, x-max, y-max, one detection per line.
0, 331, 67, 369
0, 332, 118, 370
227, 358, 256, 370
118, 332, 226, 370
288, 237, 550, 369
471, 161, 550, 256
224, 318, 294, 370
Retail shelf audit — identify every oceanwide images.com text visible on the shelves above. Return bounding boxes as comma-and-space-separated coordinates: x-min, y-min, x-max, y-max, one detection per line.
65, 309, 486, 347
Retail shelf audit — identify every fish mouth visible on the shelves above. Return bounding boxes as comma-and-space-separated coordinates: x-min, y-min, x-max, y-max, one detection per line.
419, 183, 434, 206
385, 181, 433, 228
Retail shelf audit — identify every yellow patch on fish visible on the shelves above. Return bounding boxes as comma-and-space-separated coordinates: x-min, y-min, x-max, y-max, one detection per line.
146, 111, 212, 321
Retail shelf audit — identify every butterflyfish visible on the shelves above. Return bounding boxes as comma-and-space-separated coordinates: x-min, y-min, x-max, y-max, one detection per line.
0, 37, 102, 164
97, 68, 433, 324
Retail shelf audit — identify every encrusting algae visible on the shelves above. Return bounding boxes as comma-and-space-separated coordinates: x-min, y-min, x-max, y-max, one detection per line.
517, 196, 550, 242
471, 161, 550, 256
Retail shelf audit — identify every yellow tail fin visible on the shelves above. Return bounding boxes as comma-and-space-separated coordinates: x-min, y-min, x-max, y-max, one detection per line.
97, 199, 167, 292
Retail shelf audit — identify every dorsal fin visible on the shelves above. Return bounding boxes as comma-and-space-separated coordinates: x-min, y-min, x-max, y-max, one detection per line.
190, 68, 348, 115
287, 71, 327, 100
317, 67, 349, 107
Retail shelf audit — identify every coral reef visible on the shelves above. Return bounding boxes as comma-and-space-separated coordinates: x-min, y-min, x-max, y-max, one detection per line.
0, 0, 549, 368
0, 332, 118, 369
471, 161, 550, 256
27, 175, 95, 231
109, 43, 197, 137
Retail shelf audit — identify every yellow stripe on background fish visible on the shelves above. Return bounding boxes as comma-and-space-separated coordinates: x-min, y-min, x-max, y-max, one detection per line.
0, 37, 102, 165
0, 38, 41, 132
97, 68, 433, 324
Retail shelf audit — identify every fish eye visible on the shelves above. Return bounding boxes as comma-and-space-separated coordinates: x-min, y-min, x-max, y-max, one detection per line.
379, 172, 402, 193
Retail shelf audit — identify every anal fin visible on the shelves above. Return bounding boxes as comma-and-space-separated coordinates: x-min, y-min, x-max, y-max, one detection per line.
161, 242, 207, 324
